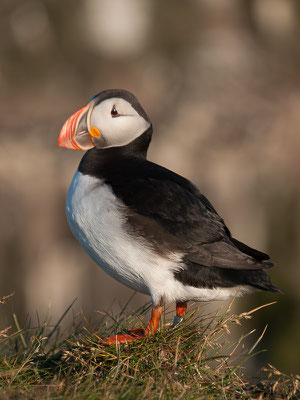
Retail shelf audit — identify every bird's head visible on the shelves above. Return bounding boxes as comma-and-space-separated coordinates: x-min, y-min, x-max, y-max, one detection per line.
58, 89, 151, 151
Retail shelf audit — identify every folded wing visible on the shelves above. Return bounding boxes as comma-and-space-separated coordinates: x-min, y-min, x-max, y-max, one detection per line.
107, 160, 273, 271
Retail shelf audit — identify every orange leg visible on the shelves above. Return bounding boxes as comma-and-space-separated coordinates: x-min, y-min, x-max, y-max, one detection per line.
104, 305, 163, 344
173, 301, 187, 326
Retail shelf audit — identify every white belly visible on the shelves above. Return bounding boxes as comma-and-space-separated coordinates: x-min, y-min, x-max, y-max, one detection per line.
66, 171, 253, 305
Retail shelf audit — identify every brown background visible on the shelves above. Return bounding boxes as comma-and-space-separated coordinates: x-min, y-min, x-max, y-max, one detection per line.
0, 0, 299, 374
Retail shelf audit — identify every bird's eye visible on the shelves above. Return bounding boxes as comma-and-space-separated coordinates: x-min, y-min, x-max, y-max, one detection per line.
111, 106, 119, 117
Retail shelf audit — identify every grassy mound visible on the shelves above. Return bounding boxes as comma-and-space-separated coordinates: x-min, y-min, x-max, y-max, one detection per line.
0, 295, 299, 399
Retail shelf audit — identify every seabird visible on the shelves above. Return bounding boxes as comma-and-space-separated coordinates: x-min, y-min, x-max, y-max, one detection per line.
58, 89, 281, 343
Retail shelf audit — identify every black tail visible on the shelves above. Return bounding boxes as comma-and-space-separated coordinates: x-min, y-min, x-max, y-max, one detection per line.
243, 268, 283, 294
253, 282, 283, 294
229, 238, 282, 293
175, 262, 283, 294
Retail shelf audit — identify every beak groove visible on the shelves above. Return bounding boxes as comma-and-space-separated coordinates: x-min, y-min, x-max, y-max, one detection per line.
57, 105, 94, 150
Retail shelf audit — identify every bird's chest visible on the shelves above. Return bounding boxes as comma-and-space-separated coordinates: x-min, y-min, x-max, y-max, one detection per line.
65, 170, 150, 293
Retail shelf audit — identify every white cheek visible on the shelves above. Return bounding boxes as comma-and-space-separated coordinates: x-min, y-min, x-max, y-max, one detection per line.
90, 106, 108, 130
90, 98, 150, 148
92, 114, 150, 148
105, 116, 150, 147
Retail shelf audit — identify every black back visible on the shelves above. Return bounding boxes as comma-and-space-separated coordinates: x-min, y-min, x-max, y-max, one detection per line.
78, 130, 281, 293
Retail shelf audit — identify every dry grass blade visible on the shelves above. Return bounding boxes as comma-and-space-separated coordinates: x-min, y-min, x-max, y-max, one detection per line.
0, 299, 298, 399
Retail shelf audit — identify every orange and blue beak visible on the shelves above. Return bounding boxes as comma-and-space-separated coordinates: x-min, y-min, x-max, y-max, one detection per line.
57, 102, 95, 150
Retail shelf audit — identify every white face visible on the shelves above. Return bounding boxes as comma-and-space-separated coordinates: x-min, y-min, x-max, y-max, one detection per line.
89, 97, 150, 148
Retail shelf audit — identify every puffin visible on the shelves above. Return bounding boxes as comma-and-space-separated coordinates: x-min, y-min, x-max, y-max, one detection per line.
58, 89, 281, 344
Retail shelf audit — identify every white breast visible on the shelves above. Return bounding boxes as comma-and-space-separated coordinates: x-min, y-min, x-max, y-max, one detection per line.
66, 171, 253, 305
66, 170, 185, 304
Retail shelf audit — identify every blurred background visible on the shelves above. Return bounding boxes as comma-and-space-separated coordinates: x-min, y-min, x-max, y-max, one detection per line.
0, 0, 299, 375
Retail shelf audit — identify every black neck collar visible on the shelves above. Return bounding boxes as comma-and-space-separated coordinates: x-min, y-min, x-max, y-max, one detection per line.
78, 126, 152, 176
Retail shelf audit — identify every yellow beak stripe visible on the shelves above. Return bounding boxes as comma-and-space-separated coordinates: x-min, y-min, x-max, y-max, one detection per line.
90, 126, 101, 138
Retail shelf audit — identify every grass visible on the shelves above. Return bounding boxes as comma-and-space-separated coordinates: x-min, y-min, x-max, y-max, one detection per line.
0, 294, 299, 399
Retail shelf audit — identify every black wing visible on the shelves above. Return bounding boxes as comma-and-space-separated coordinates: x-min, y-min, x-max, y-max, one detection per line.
105, 158, 272, 271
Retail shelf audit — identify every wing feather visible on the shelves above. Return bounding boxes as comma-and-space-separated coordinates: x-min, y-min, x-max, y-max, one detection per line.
104, 159, 272, 271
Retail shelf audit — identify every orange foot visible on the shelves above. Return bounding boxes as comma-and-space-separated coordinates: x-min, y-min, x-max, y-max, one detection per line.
173, 301, 187, 326
104, 328, 146, 344
101, 305, 163, 345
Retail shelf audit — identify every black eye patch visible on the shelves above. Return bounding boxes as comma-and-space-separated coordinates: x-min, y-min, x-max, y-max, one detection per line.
111, 106, 119, 117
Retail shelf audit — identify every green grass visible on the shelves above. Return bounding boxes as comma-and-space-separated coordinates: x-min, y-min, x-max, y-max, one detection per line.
0, 295, 299, 399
